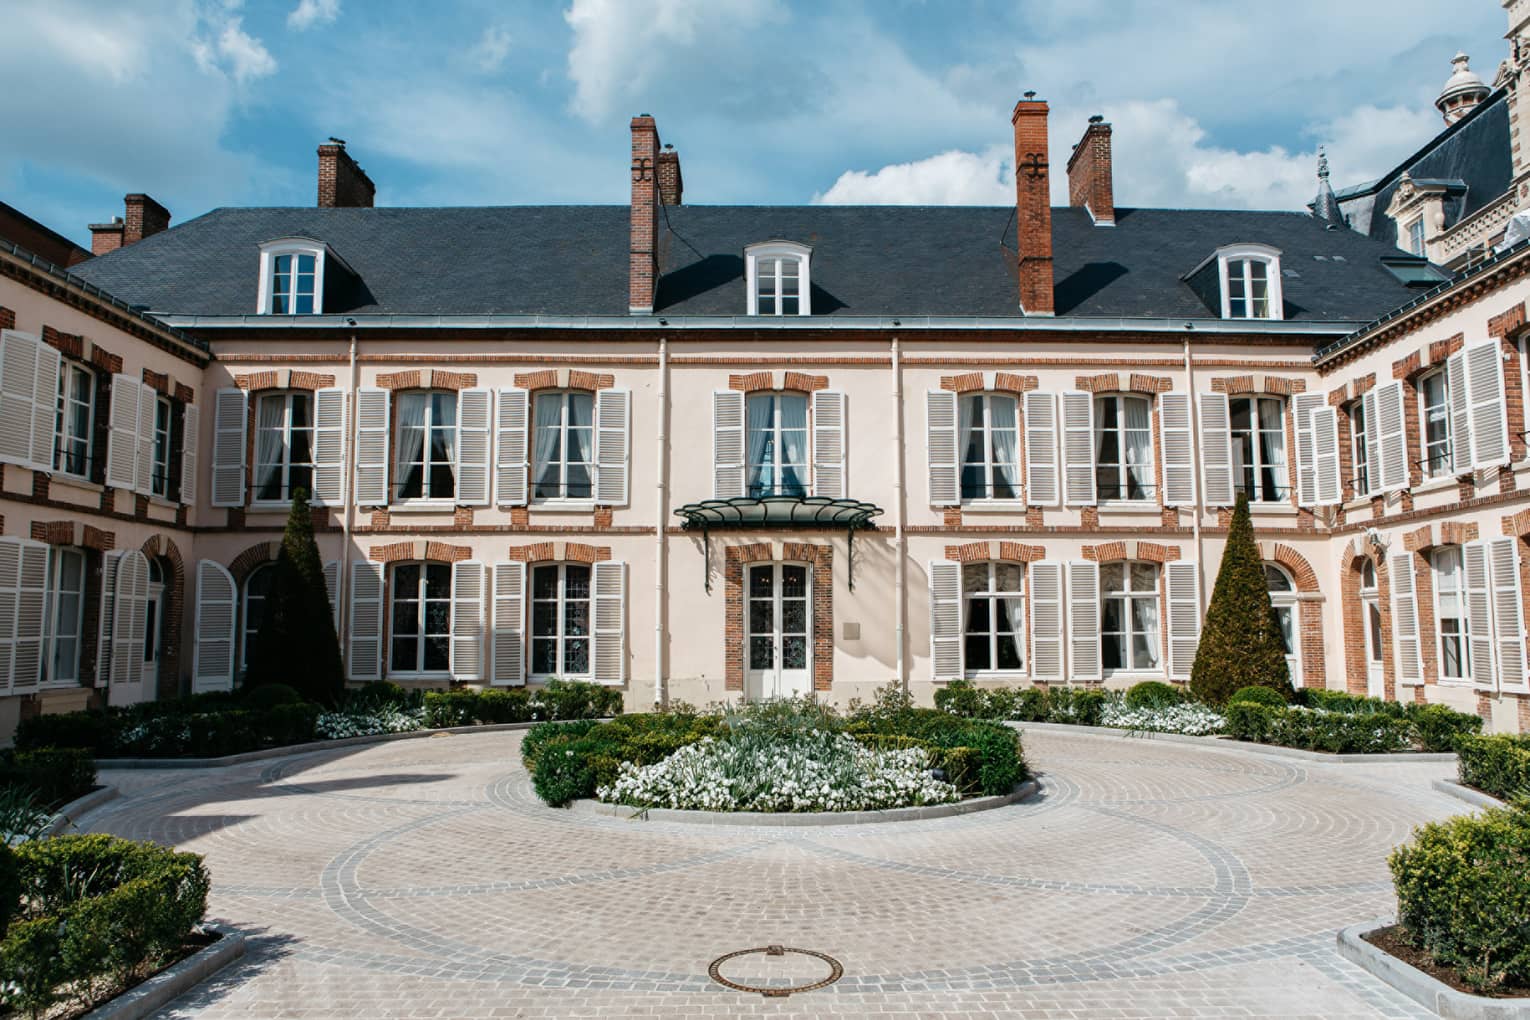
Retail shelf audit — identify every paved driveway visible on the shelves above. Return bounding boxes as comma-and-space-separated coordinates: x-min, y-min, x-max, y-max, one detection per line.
84, 727, 1465, 1019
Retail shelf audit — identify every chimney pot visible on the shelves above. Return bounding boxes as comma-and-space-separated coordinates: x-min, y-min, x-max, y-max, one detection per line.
1066, 117, 1115, 226
1011, 95, 1055, 315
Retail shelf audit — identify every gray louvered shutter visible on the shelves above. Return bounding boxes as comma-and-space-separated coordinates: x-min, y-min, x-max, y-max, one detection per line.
1487, 536, 1528, 693
928, 560, 962, 681
1024, 391, 1059, 506
95, 551, 121, 687
495, 387, 528, 506
0, 331, 54, 470
179, 403, 199, 505
455, 387, 492, 506
1061, 391, 1096, 506
347, 560, 384, 681
1463, 540, 1496, 691
28, 341, 60, 470
1373, 381, 1408, 493
1165, 560, 1199, 680
1029, 561, 1064, 681
11, 540, 47, 695
193, 559, 236, 693
450, 560, 486, 681
595, 388, 631, 505
211, 388, 247, 507
1447, 350, 1472, 475
353, 387, 390, 507
811, 389, 846, 499
311, 387, 346, 506
1198, 392, 1233, 506
111, 550, 148, 688
1389, 551, 1422, 686
1159, 392, 1194, 506
1067, 560, 1101, 681
925, 390, 958, 506
106, 373, 142, 491
0, 538, 17, 694
1361, 389, 1380, 498
491, 561, 526, 686
713, 390, 746, 499
135, 382, 155, 497
1312, 405, 1342, 505
592, 560, 626, 685
1293, 392, 1324, 507
1465, 341, 1509, 469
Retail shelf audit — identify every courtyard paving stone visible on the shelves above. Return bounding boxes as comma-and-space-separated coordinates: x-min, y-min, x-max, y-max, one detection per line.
78, 727, 1467, 1018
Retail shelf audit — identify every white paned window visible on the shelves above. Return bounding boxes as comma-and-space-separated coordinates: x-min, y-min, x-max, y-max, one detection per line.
745, 241, 811, 316
1348, 399, 1370, 497
1433, 546, 1470, 681
1230, 396, 1287, 502
962, 562, 1024, 673
390, 562, 451, 675
1101, 561, 1160, 672
271, 253, 315, 313
1216, 244, 1283, 320
253, 392, 314, 503
53, 362, 94, 479
1264, 564, 1300, 684
1407, 217, 1426, 256
150, 395, 172, 498
530, 563, 592, 679
746, 392, 809, 497
41, 546, 85, 686
1418, 369, 1452, 478
1094, 395, 1153, 501
959, 394, 1021, 501
394, 390, 457, 501
532, 390, 595, 501
242, 563, 274, 669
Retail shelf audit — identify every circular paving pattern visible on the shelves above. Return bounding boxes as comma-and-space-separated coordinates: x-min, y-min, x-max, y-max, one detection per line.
85, 728, 1466, 1019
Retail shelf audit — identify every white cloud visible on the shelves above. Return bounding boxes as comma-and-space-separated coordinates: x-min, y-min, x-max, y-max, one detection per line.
816, 147, 1012, 205
288, 0, 340, 31
467, 25, 513, 73
204, 17, 277, 84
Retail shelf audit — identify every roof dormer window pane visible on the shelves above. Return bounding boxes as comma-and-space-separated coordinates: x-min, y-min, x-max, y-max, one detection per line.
271, 253, 317, 314
1209, 244, 1283, 321
1227, 258, 1272, 319
745, 241, 811, 316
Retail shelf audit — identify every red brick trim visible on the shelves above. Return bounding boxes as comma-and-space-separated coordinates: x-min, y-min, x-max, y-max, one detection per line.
1081, 541, 1128, 561
1328, 384, 1349, 406
1135, 541, 1181, 563
139, 536, 185, 701
376, 370, 422, 391
514, 369, 559, 390
174, 382, 195, 404
729, 371, 774, 392
723, 542, 833, 692
593, 506, 613, 528
1504, 508, 1530, 537
429, 369, 478, 391
453, 506, 474, 527
425, 541, 472, 563
142, 368, 170, 394
1402, 525, 1434, 552
0, 307, 13, 330
939, 373, 985, 393
1074, 373, 1119, 393
1261, 543, 1319, 592
369, 541, 414, 563
569, 370, 616, 391
1262, 375, 1306, 395
1210, 375, 1254, 394
997, 541, 1046, 562
1392, 351, 1422, 381
30, 521, 75, 545
40, 325, 84, 359
289, 371, 336, 391
1351, 372, 1377, 398
1488, 301, 1526, 338
229, 541, 280, 584
235, 371, 280, 391
81, 525, 114, 551
369, 540, 473, 564
944, 541, 991, 562
1430, 333, 1465, 364
565, 543, 612, 564
1129, 374, 1173, 394
508, 542, 556, 562
942, 507, 963, 526
995, 372, 1039, 393
782, 371, 829, 392
370, 509, 390, 528
1440, 521, 1478, 545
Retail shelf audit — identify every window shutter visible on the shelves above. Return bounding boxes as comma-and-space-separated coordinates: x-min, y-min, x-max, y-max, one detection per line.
1312, 405, 1342, 505
927, 560, 962, 681
0, 332, 38, 469
347, 560, 384, 681
1061, 392, 1096, 506
1067, 561, 1101, 681
28, 342, 60, 471
1029, 562, 1064, 681
1462, 540, 1496, 691
1165, 560, 1200, 680
592, 560, 626, 686
1465, 341, 1509, 470
106, 373, 142, 491
322, 559, 340, 633
0, 538, 17, 695
449, 560, 486, 681
713, 390, 746, 499
192, 559, 237, 693
811, 389, 846, 499
178, 404, 199, 505
1389, 552, 1422, 686
1361, 389, 1381, 497
1487, 536, 1529, 694
10, 541, 46, 695
135, 382, 155, 497
111, 550, 149, 688
1446, 350, 1472, 475
1373, 381, 1408, 493
210, 388, 247, 507
455, 387, 492, 506
1024, 391, 1059, 506
925, 390, 958, 506
1159, 392, 1194, 506
353, 387, 390, 507
594, 388, 632, 505
95, 551, 121, 687
495, 387, 528, 506
1198, 392, 1233, 506
1293, 392, 1324, 507
310, 387, 347, 506
491, 561, 526, 686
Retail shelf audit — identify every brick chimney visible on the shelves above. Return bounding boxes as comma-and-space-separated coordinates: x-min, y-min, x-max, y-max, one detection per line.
629, 114, 660, 314
657, 143, 683, 205
317, 139, 376, 208
1011, 93, 1055, 315
1067, 115, 1114, 226
90, 193, 172, 254
89, 217, 124, 256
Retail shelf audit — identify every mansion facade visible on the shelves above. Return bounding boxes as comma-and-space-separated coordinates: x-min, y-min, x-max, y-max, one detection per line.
1, 87, 1529, 740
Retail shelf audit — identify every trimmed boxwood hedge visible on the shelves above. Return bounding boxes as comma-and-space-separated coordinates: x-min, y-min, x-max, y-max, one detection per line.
1457, 733, 1530, 802
0, 748, 96, 809
424, 681, 624, 728
933, 679, 1104, 726
1224, 702, 1414, 753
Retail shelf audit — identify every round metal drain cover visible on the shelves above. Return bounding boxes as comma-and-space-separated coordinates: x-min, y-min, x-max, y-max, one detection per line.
708, 944, 843, 998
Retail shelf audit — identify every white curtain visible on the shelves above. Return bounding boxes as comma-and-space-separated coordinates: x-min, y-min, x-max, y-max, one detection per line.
1004, 595, 1025, 666
779, 394, 807, 495
746, 395, 775, 495
254, 396, 285, 499
532, 393, 561, 495
1133, 594, 1160, 669
1259, 399, 1287, 495
958, 395, 978, 497
1124, 398, 1152, 498
990, 397, 1019, 498
395, 392, 427, 497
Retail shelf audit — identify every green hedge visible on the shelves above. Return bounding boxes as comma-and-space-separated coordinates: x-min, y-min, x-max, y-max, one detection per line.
934, 679, 1105, 726
1390, 805, 1530, 991
0, 834, 210, 1015
522, 713, 720, 806
13, 701, 320, 758
423, 681, 624, 729
1125, 681, 1186, 711
1228, 685, 1288, 708
0, 748, 96, 809
845, 708, 1025, 797
1225, 702, 1413, 753
1457, 734, 1530, 802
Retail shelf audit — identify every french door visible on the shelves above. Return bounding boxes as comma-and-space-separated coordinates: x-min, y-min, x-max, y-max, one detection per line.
745, 563, 812, 700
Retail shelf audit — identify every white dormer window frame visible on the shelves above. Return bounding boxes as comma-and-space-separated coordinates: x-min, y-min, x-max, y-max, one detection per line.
1215, 243, 1284, 321
257, 237, 328, 315
745, 240, 812, 317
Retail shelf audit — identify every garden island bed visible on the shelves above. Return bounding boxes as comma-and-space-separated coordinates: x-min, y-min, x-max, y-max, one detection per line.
521, 690, 1027, 816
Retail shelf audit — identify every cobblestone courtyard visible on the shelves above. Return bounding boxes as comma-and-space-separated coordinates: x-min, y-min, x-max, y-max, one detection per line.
82, 727, 1467, 1019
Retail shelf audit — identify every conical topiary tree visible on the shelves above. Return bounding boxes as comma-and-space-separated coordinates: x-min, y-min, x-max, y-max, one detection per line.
245, 489, 344, 706
1189, 493, 1293, 706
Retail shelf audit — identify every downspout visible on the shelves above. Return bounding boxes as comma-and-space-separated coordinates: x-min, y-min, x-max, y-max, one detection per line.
892, 335, 907, 692
1183, 331, 1206, 603
340, 332, 359, 679
654, 334, 669, 708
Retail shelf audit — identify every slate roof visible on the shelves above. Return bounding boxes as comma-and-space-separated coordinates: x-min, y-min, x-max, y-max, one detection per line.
71, 202, 1428, 323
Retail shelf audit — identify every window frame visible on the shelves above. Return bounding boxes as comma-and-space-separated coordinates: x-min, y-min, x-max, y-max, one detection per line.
961, 561, 1026, 676
388, 560, 452, 678
41, 545, 86, 688
1229, 394, 1288, 503
241, 562, 275, 671
251, 390, 316, 506
531, 389, 596, 504
744, 241, 812, 317
1100, 560, 1162, 675
1264, 563, 1301, 686
53, 360, 95, 481
392, 389, 458, 504
528, 562, 594, 681
1215, 243, 1284, 321
1406, 216, 1427, 256
1417, 368, 1452, 479
745, 390, 811, 498
149, 394, 173, 499
1431, 545, 1471, 683
1094, 393, 1156, 503
1347, 398, 1371, 498
958, 392, 1022, 504
256, 238, 327, 315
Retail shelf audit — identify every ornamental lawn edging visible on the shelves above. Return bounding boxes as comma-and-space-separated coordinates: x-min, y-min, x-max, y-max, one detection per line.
1013, 721, 1459, 764
82, 923, 246, 1020
1337, 920, 1530, 1020
568, 778, 1040, 826
1431, 779, 1509, 811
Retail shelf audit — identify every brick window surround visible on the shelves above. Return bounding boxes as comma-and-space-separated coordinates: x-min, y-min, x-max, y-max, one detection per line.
1258, 542, 1326, 690
140, 534, 186, 702
724, 542, 833, 693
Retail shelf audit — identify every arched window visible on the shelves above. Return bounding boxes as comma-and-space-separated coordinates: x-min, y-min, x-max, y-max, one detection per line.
257, 238, 327, 315
1215, 243, 1283, 320
1095, 395, 1153, 502
959, 394, 1020, 501
530, 563, 591, 679
532, 390, 595, 502
1101, 561, 1160, 672
746, 392, 808, 497
1264, 564, 1300, 684
389, 561, 451, 675
242, 563, 275, 669
962, 562, 1024, 673
745, 241, 811, 316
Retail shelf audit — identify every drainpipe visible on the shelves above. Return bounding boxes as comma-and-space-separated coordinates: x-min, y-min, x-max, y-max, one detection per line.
1183, 330, 1206, 603
892, 334, 907, 692
339, 332, 359, 678
654, 334, 670, 708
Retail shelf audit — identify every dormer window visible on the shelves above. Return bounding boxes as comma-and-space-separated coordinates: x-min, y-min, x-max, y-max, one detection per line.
257, 238, 329, 315
1215, 243, 1283, 321
745, 241, 811, 316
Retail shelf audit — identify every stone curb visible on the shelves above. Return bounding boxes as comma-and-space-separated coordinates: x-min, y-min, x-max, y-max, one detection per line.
83, 923, 246, 1020
42, 784, 118, 836
1337, 919, 1530, 1019
96, 720, 558, 770
1014, 721, 1458, 763
1431, 778, 1508, 810
569, 778, 1040, 826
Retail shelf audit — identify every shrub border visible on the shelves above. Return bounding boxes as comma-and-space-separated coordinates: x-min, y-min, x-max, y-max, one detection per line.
83, 923, 246, 1020
1336, 919, 1530, 1020
40, 784, 118, 836
568, 778, 1039, 826
1015, 721, 1458, 763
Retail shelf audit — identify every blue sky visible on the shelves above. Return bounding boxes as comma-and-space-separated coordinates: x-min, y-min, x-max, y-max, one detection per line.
0, 0, 1510, 248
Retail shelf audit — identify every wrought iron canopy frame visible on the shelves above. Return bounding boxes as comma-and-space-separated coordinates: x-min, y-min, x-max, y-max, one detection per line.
673, 496, 884, 592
